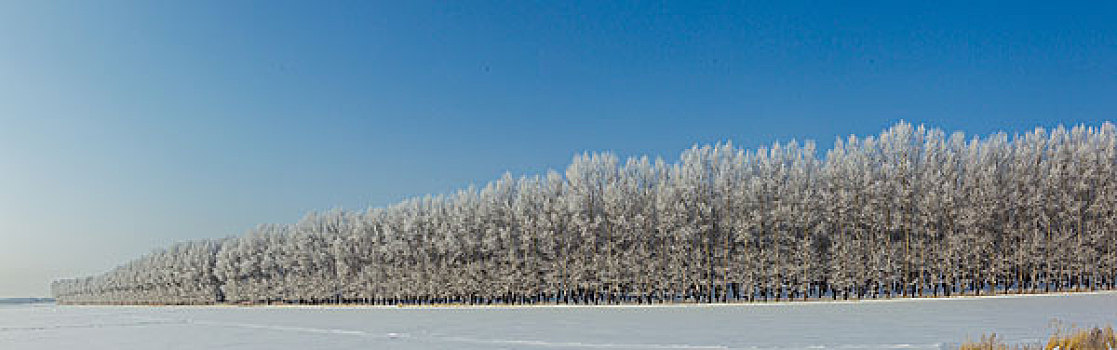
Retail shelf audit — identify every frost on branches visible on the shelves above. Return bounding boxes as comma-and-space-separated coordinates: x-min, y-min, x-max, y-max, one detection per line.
52, 122, 1117, 305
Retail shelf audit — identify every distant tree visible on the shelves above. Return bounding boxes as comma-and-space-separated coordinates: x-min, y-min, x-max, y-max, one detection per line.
52, 122, 1117, 305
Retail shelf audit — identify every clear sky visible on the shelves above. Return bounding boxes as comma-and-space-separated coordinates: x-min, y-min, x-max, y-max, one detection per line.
1, 1, 1115, 298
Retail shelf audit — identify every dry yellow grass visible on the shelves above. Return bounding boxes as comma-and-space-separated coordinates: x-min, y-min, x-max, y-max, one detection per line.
1044, 325, 1116, 350
960, 325, 1116, 350
959, 333, 1038, 350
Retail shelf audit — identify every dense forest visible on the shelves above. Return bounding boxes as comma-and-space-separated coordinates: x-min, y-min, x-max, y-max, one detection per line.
52, 122, 1117, 305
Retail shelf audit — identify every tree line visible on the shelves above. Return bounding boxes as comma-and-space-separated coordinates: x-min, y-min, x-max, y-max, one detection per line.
52, 122, 1117, 305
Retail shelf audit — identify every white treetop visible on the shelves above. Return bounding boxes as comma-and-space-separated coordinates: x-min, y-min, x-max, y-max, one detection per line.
52, 122, 1117, 305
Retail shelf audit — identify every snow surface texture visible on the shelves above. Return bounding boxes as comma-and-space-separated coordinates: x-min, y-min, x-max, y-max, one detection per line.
3, 293, 1116, 350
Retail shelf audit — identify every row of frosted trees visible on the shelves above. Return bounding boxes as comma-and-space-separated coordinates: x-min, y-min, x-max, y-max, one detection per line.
53, 122, 1117, 305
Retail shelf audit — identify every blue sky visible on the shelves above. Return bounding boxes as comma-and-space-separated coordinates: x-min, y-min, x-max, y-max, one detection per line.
1, 1, 1115, 297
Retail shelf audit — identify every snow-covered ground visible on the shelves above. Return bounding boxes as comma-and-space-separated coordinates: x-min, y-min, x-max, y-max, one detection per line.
3, 292, 1116, 349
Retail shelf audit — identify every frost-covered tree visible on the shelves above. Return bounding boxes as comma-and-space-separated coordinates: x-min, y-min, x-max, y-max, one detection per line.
53, 122, 1117, 305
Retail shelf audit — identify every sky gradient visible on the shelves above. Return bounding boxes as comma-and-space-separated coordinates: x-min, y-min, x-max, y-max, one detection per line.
2, 1, 1115, 297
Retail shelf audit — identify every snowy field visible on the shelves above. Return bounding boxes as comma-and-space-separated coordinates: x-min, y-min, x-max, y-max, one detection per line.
3, 293, 1116, 350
